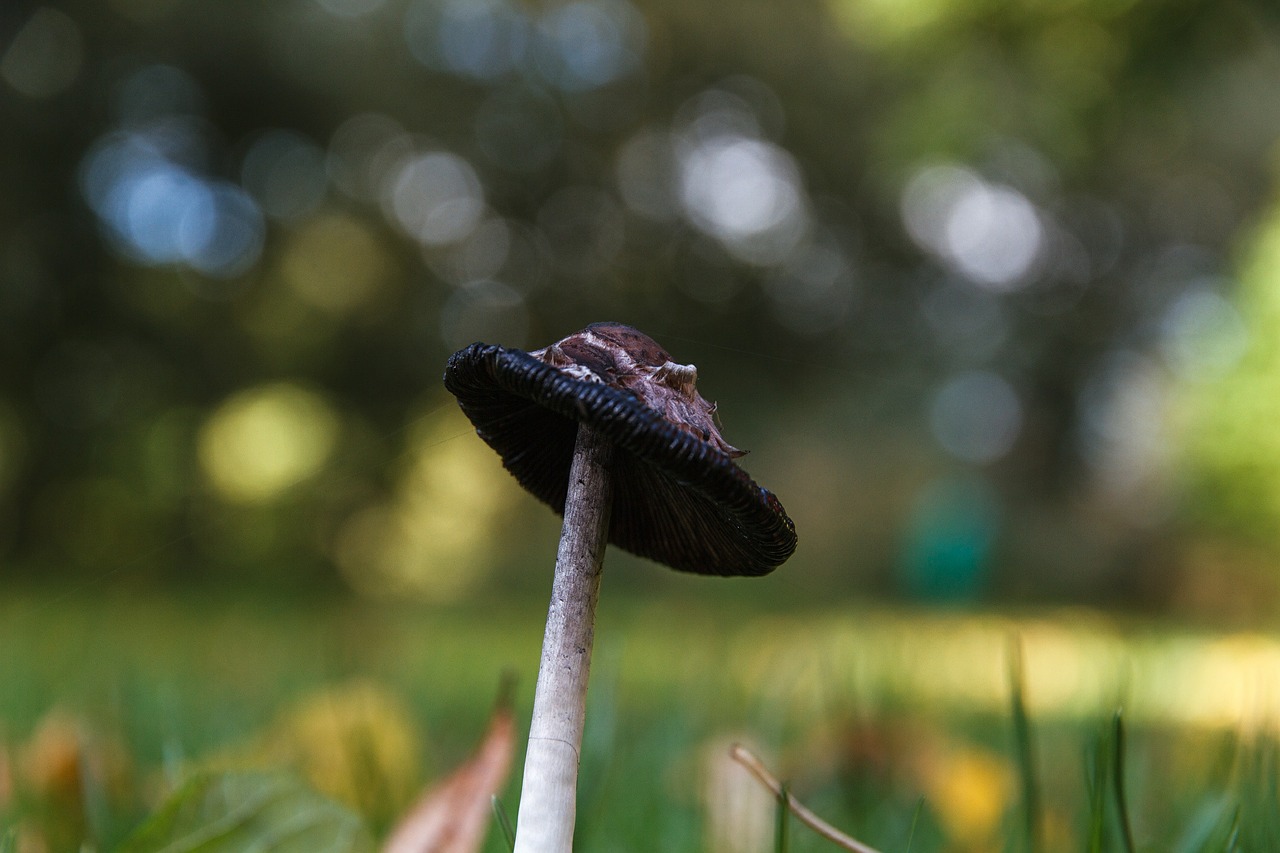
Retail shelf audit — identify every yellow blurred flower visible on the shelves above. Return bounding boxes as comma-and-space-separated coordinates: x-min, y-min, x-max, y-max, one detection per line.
251, 680, 424, 825
912, 742, 1012, 851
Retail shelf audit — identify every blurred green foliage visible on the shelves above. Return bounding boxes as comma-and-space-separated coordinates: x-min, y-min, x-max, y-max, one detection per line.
1177, 209, 1280, 542
3, 0, 1280, 611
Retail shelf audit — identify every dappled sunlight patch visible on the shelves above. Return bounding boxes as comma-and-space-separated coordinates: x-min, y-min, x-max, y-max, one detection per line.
723, 610, 1280, 733
197, 383, 341, 504
1139, 633, 1280, 734
334, 405, 515, 602
1016, 620, 1122, 714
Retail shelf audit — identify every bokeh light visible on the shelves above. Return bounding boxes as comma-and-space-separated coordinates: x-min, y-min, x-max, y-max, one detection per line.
902, 164, 1044, 290
278, 212, 394, 316
433, 217, 511, 285
326, 113, 410, 203
334, 406, 515, 602
532, 0, 646, 93
240, 130, 329, 223
405, 0, 530, 81
1160, 285, 1248, 382
79, 66, 266, 281
198, 384, 341, 504
0, 7, 83, 99
1078, 351, 1170, 499
384, 150, 485, 247
113, 63, 204, 123
615, 129, 680, 222
929, 371, 1023, 464
678, 132, 809, 265
403, 0, 645, 93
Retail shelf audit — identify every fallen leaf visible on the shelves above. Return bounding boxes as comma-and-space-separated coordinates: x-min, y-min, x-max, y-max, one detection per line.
382, 692, 516, 853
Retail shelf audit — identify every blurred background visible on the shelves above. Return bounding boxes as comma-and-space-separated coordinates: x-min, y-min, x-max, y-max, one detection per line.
5, 0, 1280, 618
8, 1, 1280, 849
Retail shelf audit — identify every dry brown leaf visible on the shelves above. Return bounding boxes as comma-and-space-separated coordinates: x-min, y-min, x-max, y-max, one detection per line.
382, 695, 516, 853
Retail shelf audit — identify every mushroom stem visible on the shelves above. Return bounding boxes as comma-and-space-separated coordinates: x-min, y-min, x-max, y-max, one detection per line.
513, 422, 614, 853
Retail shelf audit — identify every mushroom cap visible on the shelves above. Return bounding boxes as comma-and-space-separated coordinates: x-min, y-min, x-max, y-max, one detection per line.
443, 322, 797, 577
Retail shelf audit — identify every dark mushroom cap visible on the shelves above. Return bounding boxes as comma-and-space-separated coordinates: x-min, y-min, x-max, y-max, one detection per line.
443, 322, 797, 577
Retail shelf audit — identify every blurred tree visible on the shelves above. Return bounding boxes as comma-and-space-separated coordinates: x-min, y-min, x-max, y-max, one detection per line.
2, 0, 1279, 607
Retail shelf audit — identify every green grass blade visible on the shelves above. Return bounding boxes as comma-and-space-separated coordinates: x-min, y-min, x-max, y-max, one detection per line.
1008, 637, 1040, 853
1172, 795, 1239, 853
903, 797, 924, 853
1112, 711, 1136, 853
491, 795, 515, 852
117, 770, 373, 853
1224, 807, 1241, 853
1086, 731, 1108, 853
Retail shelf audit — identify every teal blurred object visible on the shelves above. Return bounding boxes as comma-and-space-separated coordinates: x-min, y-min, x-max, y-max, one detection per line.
898, 474, 1000, 602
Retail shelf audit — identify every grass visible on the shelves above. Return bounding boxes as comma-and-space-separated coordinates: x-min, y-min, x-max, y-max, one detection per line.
2, 588, 1280, 851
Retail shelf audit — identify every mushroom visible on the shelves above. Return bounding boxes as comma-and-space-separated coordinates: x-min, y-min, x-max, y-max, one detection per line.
443, 322, 797, 851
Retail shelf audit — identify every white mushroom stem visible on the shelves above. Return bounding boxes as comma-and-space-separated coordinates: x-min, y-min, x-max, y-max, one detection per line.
513, 423, 614, 853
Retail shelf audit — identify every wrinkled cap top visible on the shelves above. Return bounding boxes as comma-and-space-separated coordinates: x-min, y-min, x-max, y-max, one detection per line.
443, 322, 797, 576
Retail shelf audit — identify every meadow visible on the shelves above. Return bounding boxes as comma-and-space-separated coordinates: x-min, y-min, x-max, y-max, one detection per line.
3, 589, 1275, 851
